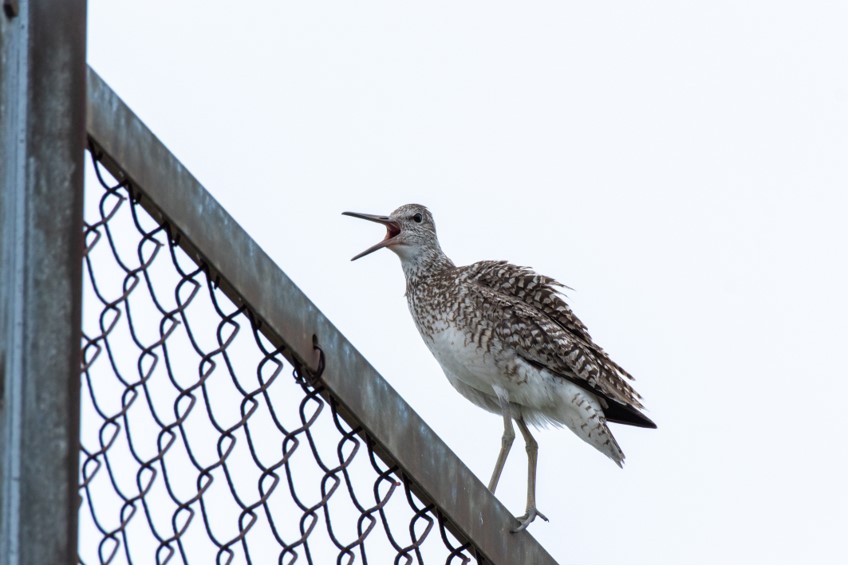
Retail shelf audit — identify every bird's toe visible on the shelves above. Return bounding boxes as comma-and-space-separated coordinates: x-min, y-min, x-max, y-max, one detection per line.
511, 507, 549, 533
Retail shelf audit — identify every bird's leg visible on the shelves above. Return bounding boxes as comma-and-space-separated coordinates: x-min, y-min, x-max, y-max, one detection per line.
487, 396, 515, 494
512, 417, 549, 533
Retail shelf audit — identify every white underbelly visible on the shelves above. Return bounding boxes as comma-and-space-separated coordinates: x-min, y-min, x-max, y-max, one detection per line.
422, 325, 604, 425
424, 325, 505, 394
422, 325, 560, 416
416, 319, 625, 464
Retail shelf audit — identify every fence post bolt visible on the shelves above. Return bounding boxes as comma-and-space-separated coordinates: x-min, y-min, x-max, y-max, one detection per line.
3, 0, 18, 18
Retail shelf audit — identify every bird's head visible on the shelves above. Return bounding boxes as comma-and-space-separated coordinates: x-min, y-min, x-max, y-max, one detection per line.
342, 203, 441, 264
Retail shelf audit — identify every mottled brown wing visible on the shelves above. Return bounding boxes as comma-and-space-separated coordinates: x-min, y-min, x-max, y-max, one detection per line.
468, 261, 636, 377
466, 261, 655, 428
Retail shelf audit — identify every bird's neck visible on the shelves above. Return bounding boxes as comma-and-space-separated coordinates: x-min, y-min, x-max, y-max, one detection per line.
398, 245, 455, 286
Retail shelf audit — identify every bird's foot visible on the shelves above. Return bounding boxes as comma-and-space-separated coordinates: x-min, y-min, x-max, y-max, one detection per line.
511, 507, 549, 533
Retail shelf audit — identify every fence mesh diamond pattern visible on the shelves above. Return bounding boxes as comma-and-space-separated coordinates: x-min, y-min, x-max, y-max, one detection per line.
78, 144, 480, 564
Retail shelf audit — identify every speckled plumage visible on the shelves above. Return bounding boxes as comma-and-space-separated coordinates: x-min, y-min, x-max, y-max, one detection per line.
344, 203, 655, 530
408, 259, 640, 462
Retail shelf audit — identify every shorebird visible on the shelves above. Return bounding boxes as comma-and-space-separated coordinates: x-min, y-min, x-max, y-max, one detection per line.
343, 204, 656, 532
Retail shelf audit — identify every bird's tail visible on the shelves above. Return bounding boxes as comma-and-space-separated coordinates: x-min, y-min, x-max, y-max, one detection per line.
594, 421, 625, 467
553, 382, 626, 467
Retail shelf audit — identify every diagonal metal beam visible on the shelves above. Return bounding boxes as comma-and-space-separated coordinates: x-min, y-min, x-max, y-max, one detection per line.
85, 66, 557, 565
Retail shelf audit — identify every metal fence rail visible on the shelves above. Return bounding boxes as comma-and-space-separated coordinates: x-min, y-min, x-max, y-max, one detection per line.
81, 67, 556, 565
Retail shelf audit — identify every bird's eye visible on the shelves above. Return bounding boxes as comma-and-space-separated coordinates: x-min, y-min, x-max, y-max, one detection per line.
412, 213, 423, 223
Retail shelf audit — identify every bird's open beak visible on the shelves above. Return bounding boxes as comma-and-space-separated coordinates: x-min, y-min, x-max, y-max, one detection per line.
342, 211, 402, 261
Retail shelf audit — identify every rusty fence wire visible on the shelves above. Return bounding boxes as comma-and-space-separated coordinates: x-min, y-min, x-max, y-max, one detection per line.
78, 144, 480, 564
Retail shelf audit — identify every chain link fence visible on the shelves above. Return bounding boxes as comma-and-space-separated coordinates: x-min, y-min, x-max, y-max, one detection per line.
78, 145, 479, 564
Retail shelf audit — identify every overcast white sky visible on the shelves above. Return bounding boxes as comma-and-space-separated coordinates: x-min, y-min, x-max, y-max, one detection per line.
86, 2, 848, 563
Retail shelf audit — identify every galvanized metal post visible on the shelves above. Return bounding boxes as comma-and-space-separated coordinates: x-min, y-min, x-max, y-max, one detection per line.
0, 0, 87, 563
